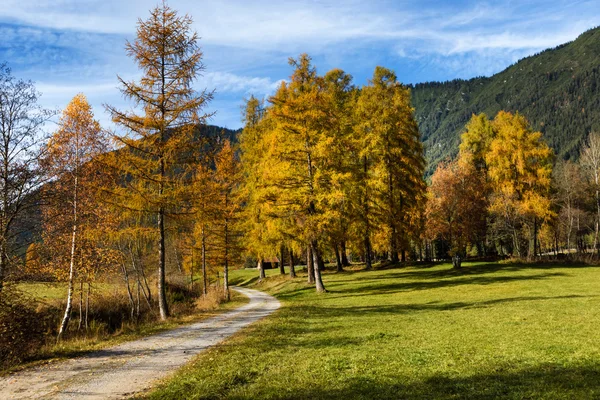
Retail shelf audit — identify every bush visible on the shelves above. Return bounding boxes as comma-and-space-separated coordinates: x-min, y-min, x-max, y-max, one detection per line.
0, 286, 50, 369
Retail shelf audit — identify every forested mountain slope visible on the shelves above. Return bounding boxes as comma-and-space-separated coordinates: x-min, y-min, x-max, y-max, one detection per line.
411, 26, 600, 174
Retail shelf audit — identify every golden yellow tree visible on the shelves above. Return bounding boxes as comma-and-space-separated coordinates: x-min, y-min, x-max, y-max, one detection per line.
354, 67, 426, 265
43, 93, 108, 340
486, 111, 553, 257
105, 3, 213, 319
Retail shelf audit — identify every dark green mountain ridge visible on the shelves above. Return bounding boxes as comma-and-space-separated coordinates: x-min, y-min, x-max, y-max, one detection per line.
410, 26, 600, 174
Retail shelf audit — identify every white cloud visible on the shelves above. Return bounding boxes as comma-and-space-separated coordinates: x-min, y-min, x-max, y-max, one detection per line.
200, 72, 284, 96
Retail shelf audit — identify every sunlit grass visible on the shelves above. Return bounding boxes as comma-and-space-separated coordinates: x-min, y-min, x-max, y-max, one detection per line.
148, 262, 600, 399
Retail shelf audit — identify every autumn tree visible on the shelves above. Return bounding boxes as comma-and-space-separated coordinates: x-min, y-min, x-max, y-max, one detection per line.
354, 66, 426, 265
238, 96, 273, 280
486, 111, 553, 258
321, 69, 356, 272
266, 55, 334, 292
426, 159, 487, 268
43, 94, 108, 339
105, 3, 213, 319
209, 140, 242, 301
0, 64, 53, 290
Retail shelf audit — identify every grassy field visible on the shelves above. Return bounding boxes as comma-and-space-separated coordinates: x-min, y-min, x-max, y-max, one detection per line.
147, 262, 600, 399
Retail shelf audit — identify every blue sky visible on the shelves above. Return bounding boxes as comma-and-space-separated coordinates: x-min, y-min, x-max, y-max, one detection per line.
0, 0, 598, 130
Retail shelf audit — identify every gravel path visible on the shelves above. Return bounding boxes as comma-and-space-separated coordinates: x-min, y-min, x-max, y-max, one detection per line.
0, 286, 280, 399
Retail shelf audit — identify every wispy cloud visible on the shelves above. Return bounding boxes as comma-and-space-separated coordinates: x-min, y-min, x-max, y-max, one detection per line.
0, 0, 598, 128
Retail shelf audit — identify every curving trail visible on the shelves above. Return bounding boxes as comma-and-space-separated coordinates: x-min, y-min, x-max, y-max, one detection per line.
0, 287, 280, 399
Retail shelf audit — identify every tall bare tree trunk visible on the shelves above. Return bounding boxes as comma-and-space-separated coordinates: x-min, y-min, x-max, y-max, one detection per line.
58, 172, 78, 341
78, 280, 83, 331
311, 241, 326, 293
157, 205, 169, 320
224, 213, 230, 301
258, 258, 266, 280
289, 249, 296, 278
364, 235, 373, 270
334, 244, 343, 272
201, 225, 207, 296
85, 282, 90, 331
307, 246, 315, 284
279, 245, 286, 275
341, 241, 350, 266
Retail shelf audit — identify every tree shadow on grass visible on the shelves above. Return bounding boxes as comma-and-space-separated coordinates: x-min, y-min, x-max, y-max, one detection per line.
313, 271, 569, 300
254, 363, 600, 400
296, 294, 595, 319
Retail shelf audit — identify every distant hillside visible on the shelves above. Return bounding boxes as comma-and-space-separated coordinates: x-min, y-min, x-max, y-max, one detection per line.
411, 26, 600, 174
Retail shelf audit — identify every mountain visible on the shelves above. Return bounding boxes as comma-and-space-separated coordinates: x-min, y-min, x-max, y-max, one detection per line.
410, 26, 600, 175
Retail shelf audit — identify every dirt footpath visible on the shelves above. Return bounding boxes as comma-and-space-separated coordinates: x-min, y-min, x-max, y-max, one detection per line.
0, 286, 280, 399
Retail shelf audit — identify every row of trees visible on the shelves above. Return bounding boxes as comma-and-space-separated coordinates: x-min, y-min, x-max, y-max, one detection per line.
426, 110, 600, 266
239, 56, 426, 292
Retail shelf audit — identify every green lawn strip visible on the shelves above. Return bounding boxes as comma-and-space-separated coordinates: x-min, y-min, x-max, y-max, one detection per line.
2, 290, 250, 376
147, 262, 600, 399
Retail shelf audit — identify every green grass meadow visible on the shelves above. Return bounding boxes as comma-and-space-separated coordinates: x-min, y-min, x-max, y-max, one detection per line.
148, 262, 600, 399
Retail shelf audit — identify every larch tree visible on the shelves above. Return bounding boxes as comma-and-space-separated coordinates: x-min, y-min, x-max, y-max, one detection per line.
354, 66, 426, 265
486, 111, 553, 258
210, 140, 242, 301
238, 96, 272, 281
267, 54, 333, 292
0, 64, 53, 291
321, 68, 356, 272
44, 93, 108, 340
105, 2, 213, 319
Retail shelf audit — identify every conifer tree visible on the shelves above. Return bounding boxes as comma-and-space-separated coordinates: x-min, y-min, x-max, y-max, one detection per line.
486, 111, 553, 257
105, 2, 213, 319
211, 140, 242, 301
267, 54, 334, 292
355, 67, 426, 264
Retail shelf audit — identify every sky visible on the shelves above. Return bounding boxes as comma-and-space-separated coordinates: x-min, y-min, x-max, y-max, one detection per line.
0, 0, 598, 131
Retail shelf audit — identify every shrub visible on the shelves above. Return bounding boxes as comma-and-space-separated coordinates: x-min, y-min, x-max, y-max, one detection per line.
0, 286, 49, 369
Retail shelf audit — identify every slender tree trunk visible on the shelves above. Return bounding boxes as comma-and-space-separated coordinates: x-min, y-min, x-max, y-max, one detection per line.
307, 246, 315, 284
224, 215, 230, 301
136, 279, 141, 320
174, 246, 182, 273
341, 240, 350, 266
258, 258, 266, 280
58, 173, 78, 341
85, 282, 90, 331
0, 241, 5, 292
317, 251, 325, 271
289, 249, 296, 278
364, 235, 372, 270
311, 241, 326, 293
78, 280, 83, 331
190, 246, 194, 291
157, 205, 169, 320
334, 244, 343, 272
596, 177, 600, 254
201, 225, 207, 296
401, 249, 406, 263
279, 245, 286, 275
119, 257, 135, 320
131, 244, 152, 304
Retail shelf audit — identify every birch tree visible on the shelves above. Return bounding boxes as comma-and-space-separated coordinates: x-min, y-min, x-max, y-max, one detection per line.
43, 94, 108, 340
